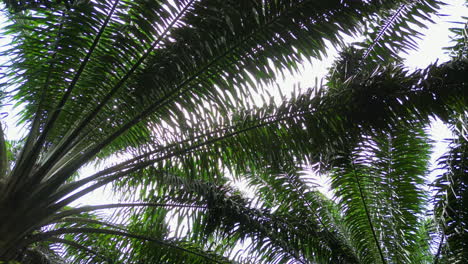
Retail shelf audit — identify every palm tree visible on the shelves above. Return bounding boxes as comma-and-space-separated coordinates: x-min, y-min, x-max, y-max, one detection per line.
0, 0, 466, 263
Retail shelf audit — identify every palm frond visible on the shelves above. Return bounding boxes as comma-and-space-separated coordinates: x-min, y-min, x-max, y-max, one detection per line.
40, 58, 468, 212
359, 0, 443, 63
4, 0, 432, 198
330, 126, 431, 263
1, 0, 467, 262
107, 168, 357, 263
445, 16, 468, 60
2, 0, 75, 12
433, 120, 468, 263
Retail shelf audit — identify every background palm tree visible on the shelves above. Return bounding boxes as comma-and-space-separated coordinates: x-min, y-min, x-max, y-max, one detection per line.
0, 0, 466, 263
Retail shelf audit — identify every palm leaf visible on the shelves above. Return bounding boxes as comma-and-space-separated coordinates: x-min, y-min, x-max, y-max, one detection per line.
433, 120, 468, 263
0, 0, 467, 262
330, 126, 431, 263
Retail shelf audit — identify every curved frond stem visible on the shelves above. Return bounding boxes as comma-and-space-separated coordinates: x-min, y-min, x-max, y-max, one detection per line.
38, 105, 313, 204
47, 58, 468, 206
0, 123, 7, 181
43, 106, 316, 206
48, 202, 206, 223
52, 217, 126, 231
48, 166, 173, 211
27, 0, 121, 186
35, 0, 197, 182
6, 10, 68, 195
45, 237, 113, 263
362, 3, 408, 60
350, 161, 386, 264
40, 0, 321, 193
28, 227, 224, 263
434, 234, 444, 264
46, 163, 135, 204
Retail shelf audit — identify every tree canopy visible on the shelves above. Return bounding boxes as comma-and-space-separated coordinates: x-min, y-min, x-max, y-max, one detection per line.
0, 0, 467, 263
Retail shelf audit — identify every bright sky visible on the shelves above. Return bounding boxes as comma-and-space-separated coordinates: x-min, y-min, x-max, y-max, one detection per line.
0, 1, 467, 206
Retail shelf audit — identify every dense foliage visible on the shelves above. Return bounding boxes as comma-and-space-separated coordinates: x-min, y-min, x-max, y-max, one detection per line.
0, 0, 466, 263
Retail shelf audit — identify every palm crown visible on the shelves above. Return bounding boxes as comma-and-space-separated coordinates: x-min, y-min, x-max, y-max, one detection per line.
0, 0, 467, 263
